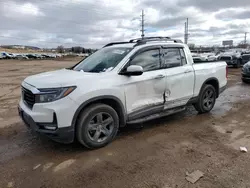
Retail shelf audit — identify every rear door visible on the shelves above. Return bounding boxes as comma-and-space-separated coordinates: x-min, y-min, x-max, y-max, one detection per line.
162, 47, 195, 109
121, 47, 166, 120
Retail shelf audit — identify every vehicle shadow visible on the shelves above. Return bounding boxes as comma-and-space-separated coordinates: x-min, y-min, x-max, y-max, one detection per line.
24, 106, 209, 155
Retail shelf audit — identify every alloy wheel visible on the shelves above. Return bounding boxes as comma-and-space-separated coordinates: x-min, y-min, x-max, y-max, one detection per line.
87, 112, 114, 143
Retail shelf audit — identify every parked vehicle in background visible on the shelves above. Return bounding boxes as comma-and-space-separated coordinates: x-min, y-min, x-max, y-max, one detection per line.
192, 54, 207, 62
18, 37, 228, 149
241, 54, 250, 65
42, 54, 52, 59
8, 53, 17, 59
26, 54, 38, 59
1, 52, 13, 59
242, 61, 250, 83
207, 54, 218, 61
16, 54, 29, 60
219, 53, 241, 68
0, 52, 4, 59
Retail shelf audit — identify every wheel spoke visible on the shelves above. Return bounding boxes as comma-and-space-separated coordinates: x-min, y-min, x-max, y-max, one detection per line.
101, 127, 110, 136
203, 98, 208, 105
208, 99, 213, 104
208, 91, 213, 98
204, 93, 208, 99
96, 113, 103, 123
102, 117, 113, 127
88, 123, 98, 131
93, 130, 101, 141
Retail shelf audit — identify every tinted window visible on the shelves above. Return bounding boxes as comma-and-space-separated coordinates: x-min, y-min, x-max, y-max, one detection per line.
163, 48, 182, 68
130, 49, 160, 72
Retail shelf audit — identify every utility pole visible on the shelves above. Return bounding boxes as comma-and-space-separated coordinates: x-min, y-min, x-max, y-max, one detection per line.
244, 32, 248, 48
184, 18, 189, 44
141, 10, 145, 39
184, 22, 187, 44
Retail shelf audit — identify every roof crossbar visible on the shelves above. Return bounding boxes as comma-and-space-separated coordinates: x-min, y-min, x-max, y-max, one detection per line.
103, 37, 183, 48
103, 42, 133, 48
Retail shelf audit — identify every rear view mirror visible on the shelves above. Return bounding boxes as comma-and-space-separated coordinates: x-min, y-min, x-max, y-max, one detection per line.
124, 65, 143, 76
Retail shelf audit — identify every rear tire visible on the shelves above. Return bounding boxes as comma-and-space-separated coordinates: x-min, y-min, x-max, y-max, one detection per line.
194, 84, 216, 113
76, 104, 119, 149
242, 79, 249, 84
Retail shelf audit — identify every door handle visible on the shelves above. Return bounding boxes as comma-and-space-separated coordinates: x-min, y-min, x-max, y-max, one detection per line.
154, 74, 165, 79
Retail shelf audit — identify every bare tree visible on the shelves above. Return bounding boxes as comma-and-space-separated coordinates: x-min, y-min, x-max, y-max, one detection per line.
57, 45, 64, 53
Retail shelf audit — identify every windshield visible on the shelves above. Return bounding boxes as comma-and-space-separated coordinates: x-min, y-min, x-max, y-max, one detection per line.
73, 47, 132, 72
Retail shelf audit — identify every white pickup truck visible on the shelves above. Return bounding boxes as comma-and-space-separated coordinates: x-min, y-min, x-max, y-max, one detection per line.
18, 37, 227, 149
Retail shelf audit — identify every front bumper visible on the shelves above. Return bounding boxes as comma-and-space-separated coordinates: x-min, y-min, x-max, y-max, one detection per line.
18, 106, 75, 143
225, 60, 236, 65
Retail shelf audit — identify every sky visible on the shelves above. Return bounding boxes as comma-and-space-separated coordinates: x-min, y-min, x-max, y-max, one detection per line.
0, 0, 250, 48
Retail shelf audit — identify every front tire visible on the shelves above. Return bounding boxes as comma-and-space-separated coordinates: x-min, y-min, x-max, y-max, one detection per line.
76, 104, 119, 149
194, 84, 216, 113
242, 78, 249, 84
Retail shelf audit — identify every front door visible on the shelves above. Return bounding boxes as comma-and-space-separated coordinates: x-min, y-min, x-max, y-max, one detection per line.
162, 47, 195, 109
121, 47, 166, 120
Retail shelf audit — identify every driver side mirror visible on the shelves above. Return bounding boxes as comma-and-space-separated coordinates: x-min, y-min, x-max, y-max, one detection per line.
122, 65, 143, 76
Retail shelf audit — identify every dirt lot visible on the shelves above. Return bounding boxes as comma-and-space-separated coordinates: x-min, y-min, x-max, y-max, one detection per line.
1, 59, 250, 188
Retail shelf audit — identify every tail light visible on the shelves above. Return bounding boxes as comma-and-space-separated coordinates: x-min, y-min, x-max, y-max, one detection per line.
226, 65, 228, 79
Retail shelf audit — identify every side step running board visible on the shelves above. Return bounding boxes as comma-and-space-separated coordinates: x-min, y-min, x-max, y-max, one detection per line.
127, 106, 186, 124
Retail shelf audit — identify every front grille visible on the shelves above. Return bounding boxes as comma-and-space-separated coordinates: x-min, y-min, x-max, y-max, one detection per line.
22, 87, 35, 108
220, 56, 231, 61
242, 56, 250, 60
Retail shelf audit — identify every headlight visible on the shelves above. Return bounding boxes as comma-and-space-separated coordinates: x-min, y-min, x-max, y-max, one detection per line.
242, 66, 248, 72
35, 86, 76, 103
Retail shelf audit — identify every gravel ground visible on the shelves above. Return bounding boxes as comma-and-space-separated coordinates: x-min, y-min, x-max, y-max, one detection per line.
1, 59, 250, 188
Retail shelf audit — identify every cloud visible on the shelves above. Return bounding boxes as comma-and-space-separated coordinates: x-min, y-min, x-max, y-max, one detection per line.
216, 9, 250, 20
0, 0, 250, 48
2, 1, 44, 18
179, 0, 250, 12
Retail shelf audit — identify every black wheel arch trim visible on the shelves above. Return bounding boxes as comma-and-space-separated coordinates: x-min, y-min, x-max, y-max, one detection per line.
71, 95, 127, 129
199, 77, 220, 98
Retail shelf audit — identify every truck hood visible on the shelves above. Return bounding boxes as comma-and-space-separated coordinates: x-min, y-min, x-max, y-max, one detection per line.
24, 69, 101, 88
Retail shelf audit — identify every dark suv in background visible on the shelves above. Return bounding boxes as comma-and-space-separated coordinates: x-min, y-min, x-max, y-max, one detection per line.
219, 54, 241, 68
241, 54, 250, 65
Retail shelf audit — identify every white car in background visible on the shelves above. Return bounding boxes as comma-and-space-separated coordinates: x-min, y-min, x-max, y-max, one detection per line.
16, 54, 29, 60
192, 53, 207, 62
207, 54, 218, 61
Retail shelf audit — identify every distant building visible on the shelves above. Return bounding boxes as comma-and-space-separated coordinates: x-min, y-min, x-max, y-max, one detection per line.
13, 45, 25, 49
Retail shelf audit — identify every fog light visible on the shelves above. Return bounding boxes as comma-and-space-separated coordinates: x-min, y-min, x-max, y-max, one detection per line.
44, 126, 56, 130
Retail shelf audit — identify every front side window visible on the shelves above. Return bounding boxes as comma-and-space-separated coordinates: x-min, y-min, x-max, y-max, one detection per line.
73, 47, 132, 73
163, 48, 182, 68
129, 49, 160, 72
